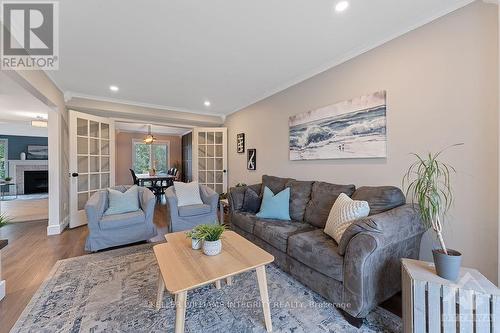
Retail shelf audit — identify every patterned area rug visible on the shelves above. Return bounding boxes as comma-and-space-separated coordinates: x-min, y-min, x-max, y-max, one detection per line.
11, 244, 402, 333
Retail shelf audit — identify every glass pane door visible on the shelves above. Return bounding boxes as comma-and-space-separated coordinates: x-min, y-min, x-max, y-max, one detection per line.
76, 119, 111, 211
70, 110, 115, 228
195, 128, 226, 194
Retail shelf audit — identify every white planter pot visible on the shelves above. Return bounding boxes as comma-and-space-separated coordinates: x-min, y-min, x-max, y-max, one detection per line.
191, 238, 202, 250
203, 239, 222, 256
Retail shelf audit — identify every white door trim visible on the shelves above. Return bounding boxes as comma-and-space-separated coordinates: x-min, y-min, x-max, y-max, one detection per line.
69, 110, 116, 228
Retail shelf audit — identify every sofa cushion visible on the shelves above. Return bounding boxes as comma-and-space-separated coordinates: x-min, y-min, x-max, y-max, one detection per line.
241, 187, 261, 213
231, 212, 258, 234
286, 180, 313, 222
254, 219, 314, 252
100, 210, 145, 230
174, 181, 203, 207
178, 204, 211, 217
288, 229, 344, 281
256, 187, 291, 221
261, 175, 294, 195
304, 182, 356, 228
351, 186, 406, 215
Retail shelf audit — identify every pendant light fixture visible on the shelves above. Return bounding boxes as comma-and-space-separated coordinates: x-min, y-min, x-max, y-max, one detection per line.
143, 124, 156, 144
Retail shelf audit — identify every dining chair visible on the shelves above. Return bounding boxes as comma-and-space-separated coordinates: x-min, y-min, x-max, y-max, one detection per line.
129, 169, 139, 186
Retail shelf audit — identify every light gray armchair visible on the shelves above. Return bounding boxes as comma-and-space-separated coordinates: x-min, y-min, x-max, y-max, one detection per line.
85, 185, 157, 252
165, 184, 219, 232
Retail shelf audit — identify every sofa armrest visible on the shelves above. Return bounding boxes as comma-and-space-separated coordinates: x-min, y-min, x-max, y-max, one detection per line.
139, 187, 156, 222
85, 191, 107, 231
200, 185, 219, 213
338, 204, 425, 255
228, 186, 247, 212
165, 187, 179, 217
340, 204, 426, 317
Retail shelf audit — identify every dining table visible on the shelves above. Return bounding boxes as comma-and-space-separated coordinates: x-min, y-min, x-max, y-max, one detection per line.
136, 174, 177, 187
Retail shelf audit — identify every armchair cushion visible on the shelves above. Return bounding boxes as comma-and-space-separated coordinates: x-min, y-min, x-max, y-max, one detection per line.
178, 204, 211, 217
174, 181, 203, 206
105, 185, 139, 215
288, 229, 344, 281
100, 210, 145, 230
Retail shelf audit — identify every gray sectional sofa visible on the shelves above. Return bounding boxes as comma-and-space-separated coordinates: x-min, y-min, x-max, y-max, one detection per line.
228, 175, 426, 324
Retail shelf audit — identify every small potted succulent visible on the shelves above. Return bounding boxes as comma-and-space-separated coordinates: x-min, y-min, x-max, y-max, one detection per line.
3, 177, 12, 183
186, 227, 203, 250
403, 144, 462, 280
197, 223, 227, 256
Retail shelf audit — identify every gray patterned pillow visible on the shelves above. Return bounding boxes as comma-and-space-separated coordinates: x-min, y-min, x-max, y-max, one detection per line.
241, 187, 261, 213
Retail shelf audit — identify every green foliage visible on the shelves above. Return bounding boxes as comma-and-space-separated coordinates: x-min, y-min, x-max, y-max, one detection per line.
403, 144, 461, 229
4, 177, 12, 182
0, 213, 12, 228
235, 183, 247, 187
188, 223, 227, 242
133, 143, 169, 174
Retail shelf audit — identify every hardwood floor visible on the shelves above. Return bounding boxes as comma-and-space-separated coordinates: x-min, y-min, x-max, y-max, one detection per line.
2, 198, 48, 222
0, 198, 400, 332
0, 198, 168, 333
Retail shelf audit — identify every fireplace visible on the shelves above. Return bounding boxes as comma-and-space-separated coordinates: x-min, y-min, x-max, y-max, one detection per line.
24, 170, 49, 194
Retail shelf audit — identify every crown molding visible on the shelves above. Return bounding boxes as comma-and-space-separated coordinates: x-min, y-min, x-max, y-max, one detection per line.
65, 92, 225, 119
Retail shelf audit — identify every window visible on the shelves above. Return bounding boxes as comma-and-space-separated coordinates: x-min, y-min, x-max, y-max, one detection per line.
0, 139, 7, 179
132, 140, 170, 174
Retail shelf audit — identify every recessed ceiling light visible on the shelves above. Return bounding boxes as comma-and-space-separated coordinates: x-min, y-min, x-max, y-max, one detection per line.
109, 85, 119, 92
204, 100, 211, 107
335, 1, 349, 12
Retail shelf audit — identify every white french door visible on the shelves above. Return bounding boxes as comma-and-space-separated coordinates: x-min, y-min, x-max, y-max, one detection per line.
192, 127, 227, 194
69, 111, 115, 228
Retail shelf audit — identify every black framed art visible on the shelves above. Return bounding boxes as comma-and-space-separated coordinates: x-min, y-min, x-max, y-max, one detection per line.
237, 133, 245, 153
247, 149, 256, 170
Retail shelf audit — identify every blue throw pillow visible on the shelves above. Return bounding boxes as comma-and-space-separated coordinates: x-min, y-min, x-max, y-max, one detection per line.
105, 186, 140, 216
256, 186, 291, 221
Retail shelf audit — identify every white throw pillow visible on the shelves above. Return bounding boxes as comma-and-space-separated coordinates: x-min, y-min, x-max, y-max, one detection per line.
174, 181, 204, 207
324, 193, 370, 244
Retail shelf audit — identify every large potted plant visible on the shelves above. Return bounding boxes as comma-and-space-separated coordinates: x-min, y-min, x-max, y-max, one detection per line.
403, 145, 462, 280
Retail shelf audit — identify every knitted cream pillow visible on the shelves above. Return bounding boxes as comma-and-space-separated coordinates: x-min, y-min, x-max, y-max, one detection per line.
324, 193, 370, 243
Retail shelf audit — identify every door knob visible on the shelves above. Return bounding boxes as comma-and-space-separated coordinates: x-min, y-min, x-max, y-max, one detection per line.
71, 172, 79, 177
223, 169, 227, 173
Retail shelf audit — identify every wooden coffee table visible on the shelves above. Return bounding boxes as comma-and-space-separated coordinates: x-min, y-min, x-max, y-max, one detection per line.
153, 230, 275, 333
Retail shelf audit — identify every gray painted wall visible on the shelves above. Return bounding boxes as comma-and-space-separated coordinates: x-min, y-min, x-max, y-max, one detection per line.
225, 2, 499, 281
0, 135, 48, 160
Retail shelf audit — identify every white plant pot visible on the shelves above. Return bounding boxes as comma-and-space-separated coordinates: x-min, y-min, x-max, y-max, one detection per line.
203, 239, 222, 256
191, 238, 202, 250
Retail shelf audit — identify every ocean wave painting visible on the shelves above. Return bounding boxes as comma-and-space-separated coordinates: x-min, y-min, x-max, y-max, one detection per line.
289, 91, 387, 160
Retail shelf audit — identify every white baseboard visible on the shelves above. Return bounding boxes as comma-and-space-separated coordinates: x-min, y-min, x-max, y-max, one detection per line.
0, 280, 5, 301
46, 216, 69, 235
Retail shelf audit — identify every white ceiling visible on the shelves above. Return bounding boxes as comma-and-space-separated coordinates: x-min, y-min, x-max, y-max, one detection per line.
50, 0, 473, 116
0, 72, 49, 122
115, 122, 189, 136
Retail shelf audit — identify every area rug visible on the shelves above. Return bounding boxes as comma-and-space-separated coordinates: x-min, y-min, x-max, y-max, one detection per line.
11, 244, 402, 333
